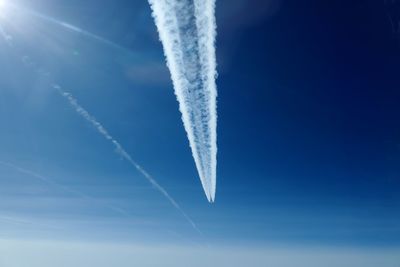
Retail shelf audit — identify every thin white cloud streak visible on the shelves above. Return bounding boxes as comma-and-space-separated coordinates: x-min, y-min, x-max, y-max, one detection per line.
0, 215, 62, 230
148, 0, 218, 202
53, 85, 201, 234
4, 2, 127, 52
0, 160, 130, 217
0, 24, 12, 45
0, 215, 64, 230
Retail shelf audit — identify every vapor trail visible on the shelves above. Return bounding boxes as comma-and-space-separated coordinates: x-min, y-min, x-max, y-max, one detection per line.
5, 3, 127, 52
0, 160, 130, 217
34, 14, 125, 51
148, 0, 218, 202
0, 215, 61, 230
53, 85, 200, 233
0, 24, 12, 45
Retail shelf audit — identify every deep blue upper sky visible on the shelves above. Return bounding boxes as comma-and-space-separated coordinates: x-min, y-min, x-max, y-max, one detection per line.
0, 0, 399, 254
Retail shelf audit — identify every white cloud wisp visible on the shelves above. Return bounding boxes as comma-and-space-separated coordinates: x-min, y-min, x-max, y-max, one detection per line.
54, 86, 201, 234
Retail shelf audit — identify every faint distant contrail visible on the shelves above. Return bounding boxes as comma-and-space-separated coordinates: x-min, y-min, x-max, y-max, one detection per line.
148, 0, 218, 202
35, 15, 126, 51
0, 160, 130, 217
0, 24, 12, 45
53, 85, 201, 233
4, 2, 127, 52
0, 215, 61, 230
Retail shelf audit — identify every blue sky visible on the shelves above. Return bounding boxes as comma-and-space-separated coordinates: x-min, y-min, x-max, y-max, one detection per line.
0, 0, 400, 266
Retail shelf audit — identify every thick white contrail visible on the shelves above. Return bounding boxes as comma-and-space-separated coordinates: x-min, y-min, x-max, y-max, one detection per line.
148, 0, 218, 202
53, 85, 200, 233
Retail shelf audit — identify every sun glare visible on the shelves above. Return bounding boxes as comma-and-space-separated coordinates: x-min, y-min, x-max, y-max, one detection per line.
0, 0, 10, 19
0, 1, 6, 13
